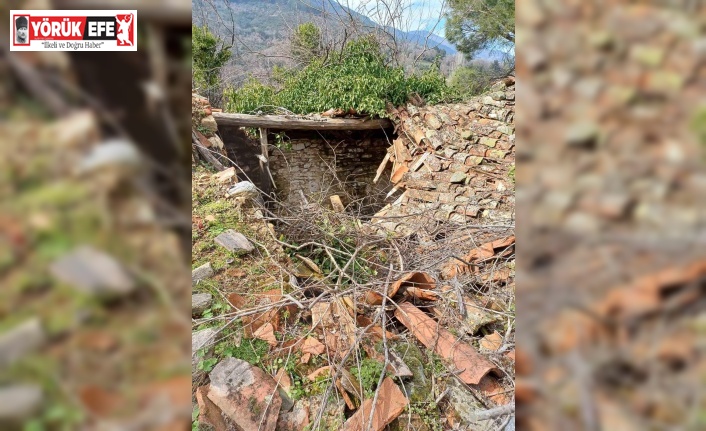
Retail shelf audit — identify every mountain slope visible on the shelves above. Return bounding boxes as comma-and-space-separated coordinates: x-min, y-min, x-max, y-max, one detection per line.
403, 30, 457, 54
193, 0, 457, 54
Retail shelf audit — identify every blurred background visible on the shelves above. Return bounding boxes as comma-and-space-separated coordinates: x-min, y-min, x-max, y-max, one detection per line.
7, 0, 706, 429
1, 1, 192, 430
516, 1, 706, 430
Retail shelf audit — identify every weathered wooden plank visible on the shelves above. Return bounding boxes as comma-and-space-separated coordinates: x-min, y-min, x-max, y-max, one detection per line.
373, 153, 391, 184
259, 128, 275, 192
213, 112, 393, 130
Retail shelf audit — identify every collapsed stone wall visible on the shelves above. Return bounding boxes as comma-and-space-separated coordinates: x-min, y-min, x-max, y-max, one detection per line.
374, 77, 516, 235
192, 92, 227, 157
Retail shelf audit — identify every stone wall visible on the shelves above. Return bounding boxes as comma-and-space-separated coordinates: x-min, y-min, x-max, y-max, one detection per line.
270, 131, 392, 209
221, 128, 393, 211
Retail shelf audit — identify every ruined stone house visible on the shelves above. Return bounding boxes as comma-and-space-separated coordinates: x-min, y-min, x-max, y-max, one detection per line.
193, 77, 515, 232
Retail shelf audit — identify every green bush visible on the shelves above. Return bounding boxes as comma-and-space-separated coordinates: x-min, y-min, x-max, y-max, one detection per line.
226, 77, 276, 114
192, 25, 231, 91
224, 35, 457, 117
449, 65, 493, 97
407, 60, 455, 105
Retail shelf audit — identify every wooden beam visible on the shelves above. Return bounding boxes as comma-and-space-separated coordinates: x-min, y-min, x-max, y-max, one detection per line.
259, 128, 267, 173
259, 128, 274, 193
373, 153, 391, 184
213, 112, 393, 131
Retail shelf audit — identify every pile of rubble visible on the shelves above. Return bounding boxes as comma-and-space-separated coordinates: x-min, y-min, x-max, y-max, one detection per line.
192, 92, 229, 168
191, 223, 515, 430
373, 78, 515, 235
191, 80, 516, 430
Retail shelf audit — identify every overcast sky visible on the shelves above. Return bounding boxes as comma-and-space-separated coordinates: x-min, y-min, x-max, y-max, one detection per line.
336, 0, 448, 37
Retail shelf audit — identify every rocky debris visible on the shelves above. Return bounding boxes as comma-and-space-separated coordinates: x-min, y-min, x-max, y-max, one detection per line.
190, 87, 515, 429
201, 115, 218, 133
192, 293, 213, 316
0, 318, 47, 368
448, 379, 514, 431
518, 3, 706, 429
207, 358, 282, 431
212, 167, 235, 183
195, 385, 229, 431
192, 262, 214, 285
88, 381, 192, 431
198, 233, 510, 422
448, 378, 487, 427
49, 245, 135, 298
226, 181, 259, 200
4, 39, 193, 430
192, 328, 217, 370
277, 404, 309, 431
192, 92, 229, 169
341, 377, 408, 431
214, 229, 254, 253
0, 384, 43, 423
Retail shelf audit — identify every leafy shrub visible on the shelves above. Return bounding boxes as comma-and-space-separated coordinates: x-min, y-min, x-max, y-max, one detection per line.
406, 60, 455, 105
193, 24, 232, 106
224, 35, 457, 117
192, 24, 231, 91
226, 77, 276, 114
449, 65, 493, 97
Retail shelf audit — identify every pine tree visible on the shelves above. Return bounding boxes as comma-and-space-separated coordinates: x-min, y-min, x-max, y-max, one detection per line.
445, 0, 514, 59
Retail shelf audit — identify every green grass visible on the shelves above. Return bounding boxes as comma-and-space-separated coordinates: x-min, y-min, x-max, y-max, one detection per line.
350, 357, 386, 399
215, 333, 270, 367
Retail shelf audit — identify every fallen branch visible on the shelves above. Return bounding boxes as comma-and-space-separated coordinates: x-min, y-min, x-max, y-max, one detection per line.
472, 403, 515, 421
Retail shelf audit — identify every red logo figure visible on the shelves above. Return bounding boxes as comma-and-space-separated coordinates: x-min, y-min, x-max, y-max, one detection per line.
115, 13, 133, 46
